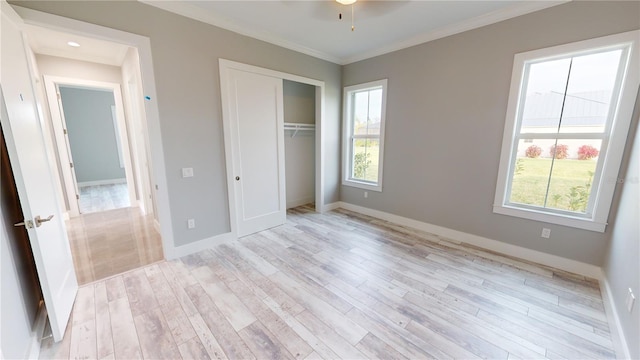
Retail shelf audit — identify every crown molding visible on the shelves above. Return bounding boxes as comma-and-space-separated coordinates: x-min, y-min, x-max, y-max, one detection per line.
139, 0, 343, 64
342, 0, 569, 64
140, 0, 568, 66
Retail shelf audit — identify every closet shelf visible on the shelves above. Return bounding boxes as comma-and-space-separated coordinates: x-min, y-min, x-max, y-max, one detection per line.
284, 122, 315, 137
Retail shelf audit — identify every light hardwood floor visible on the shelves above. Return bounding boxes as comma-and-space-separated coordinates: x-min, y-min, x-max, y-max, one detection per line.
78, 183, 130, 214
67, 206, 163, 285
41, 205, 616, 359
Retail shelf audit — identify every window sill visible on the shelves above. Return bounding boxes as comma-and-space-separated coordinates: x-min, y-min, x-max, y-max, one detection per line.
342, 179, 382, 192
492, 204, 606, 232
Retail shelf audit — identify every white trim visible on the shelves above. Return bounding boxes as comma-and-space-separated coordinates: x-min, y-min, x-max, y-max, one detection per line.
43, 76, 136, 217
139, 0, 342, 65
336, 201, 601, 278
169, 232, 234, 260
342, 1, 568, 64
141, 0, 566, 65
321, 201, 342, 212
77, 178, 126, 187
599, 271, 632, 360
12, 6, 173, 259
493, 30, 640, 233
342, 79, 387, 193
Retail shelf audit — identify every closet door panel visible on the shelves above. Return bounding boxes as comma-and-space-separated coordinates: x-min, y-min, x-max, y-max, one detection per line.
227, 69, 285, 237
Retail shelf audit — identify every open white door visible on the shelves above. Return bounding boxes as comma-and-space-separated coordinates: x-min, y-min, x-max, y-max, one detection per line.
223, 67, 286, 237
1, 2, 78, 342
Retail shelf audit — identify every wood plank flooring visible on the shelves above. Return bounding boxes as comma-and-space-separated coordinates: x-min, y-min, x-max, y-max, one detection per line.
40, 205, 616, 359
67, 206, 164, 285
78, 183, 130, 214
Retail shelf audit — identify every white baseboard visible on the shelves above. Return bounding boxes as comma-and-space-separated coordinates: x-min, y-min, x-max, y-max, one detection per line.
320, 201, 341, 213
599, 271, 632, 360
77, 178, 127, 187
167, 232, 235, 259
335, 201, 601, 279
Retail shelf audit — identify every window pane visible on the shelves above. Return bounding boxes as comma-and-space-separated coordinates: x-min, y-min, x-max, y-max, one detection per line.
509, 139, 554, 207
559, 50, 622, 134
351, 138, 379, 183
510, 139, 602, 213
546, 140, 601, 213
520, 58, 571, 133
353, 88, 382, 136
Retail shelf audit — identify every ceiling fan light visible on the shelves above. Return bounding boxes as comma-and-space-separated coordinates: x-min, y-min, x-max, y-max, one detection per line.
336, 0, 356, 5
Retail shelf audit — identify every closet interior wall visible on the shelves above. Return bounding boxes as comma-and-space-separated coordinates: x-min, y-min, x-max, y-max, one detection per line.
283, 80, 316, 209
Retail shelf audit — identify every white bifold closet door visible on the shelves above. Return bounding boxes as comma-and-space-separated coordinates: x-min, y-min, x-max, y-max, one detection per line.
225, 68, 286, 237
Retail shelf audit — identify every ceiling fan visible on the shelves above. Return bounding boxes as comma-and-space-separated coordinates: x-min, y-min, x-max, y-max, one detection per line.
334, 0, 407, 32
336, 0, 357, 31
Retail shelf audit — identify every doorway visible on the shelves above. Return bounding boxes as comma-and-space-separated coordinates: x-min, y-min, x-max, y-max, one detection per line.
22, 28, 165, 284
45, 80, 136, 215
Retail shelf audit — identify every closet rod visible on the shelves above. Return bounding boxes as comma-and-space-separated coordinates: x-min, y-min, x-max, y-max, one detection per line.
284, 122, 315, 137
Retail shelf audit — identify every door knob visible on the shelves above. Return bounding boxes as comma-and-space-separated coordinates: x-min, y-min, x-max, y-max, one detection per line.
35, 215, 54, 227
14, 220, 34, 229
235, 176, 240, 181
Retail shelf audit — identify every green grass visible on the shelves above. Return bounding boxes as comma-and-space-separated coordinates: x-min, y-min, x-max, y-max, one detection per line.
353, 145, 380, 182
510, 157, 597, 212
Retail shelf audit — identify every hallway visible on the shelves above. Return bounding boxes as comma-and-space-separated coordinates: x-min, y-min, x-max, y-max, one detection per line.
67, 206, 163, 285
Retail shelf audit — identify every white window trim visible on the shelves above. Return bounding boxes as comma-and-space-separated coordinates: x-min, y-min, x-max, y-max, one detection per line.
342, 79, 388, 192
493, 30, 640, 232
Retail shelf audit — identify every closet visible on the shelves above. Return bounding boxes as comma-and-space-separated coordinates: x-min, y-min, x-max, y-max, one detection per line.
219, 59, 325, 237
283, 80, 316, 209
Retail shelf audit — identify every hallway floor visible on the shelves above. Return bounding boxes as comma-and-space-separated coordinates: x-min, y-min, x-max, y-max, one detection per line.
67, 206, 163, 285
78, 183, 130, 214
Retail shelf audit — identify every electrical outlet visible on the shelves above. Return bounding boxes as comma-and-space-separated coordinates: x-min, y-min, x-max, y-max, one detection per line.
364, 191, 368, 198
187, 219, 195, 229
182, 167, 194, 178
626, 288, 635, 313
541, 228, 551, 238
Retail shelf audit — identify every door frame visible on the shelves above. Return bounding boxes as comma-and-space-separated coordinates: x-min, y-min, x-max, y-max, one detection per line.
12, 5, 175, 257
43, 76, 136, 216
219, 59, 325, 237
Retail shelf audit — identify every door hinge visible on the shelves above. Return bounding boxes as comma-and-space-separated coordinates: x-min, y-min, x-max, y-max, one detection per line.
70, 162, 74, 168
76, 194, 80, 200
57, 93, 61, 100
63, 129, 67, 135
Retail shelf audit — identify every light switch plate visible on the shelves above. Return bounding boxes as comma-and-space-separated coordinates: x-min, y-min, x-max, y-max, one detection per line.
182, 167, 194, 178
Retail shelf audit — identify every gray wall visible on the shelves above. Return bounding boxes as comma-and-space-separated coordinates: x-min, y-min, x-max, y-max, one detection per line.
341, 1, 640, 266
59, 86, 125, 184
12, 1, 342, 247
604, 91, 640, 359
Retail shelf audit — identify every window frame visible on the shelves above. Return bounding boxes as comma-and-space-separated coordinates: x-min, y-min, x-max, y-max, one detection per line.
493, 30, 640, 232
342, 79, 388, 192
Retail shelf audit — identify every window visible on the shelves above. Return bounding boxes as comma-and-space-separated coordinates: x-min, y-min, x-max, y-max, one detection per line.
342, 79, 388, 191
494, 31, 639, 232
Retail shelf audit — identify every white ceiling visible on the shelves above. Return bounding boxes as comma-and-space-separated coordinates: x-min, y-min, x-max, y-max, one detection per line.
143, 0, 565, 65
24, 24, 130, 66
21, 1, 565, 67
